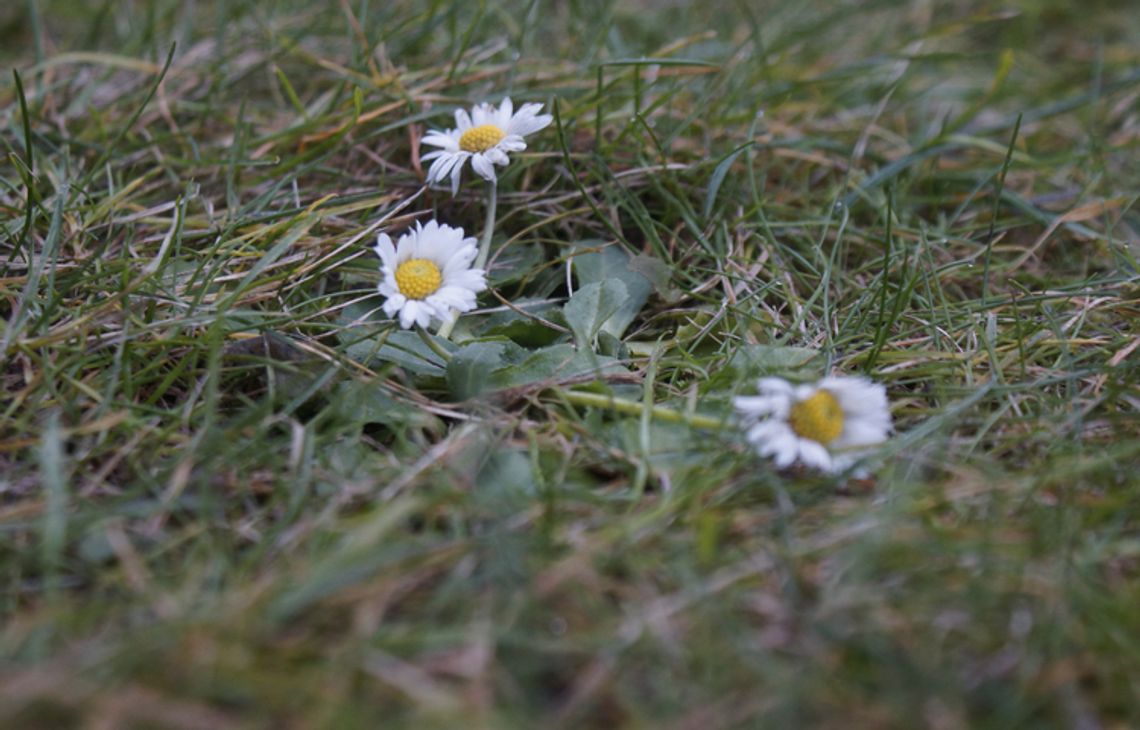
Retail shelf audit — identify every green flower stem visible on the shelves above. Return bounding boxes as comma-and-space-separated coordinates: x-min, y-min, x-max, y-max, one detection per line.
474, 180, 498, 271
416, 326, 453, 362
559, 390, 728, 431
435, 310, 458, 340
436, 181, 498, 341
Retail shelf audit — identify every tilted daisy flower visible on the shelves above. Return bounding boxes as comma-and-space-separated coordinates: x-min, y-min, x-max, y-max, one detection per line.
375, 220, 487, 329
421, 97, 553, 194
733, 375, 892, 473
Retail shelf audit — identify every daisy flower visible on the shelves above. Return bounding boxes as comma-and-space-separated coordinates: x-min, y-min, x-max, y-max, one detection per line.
733, 375, 892, 473
421, 97, 553, 194
375, 220, 487, 329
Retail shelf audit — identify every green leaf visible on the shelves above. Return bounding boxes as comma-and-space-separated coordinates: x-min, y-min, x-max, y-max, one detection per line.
596, 331, 628, 358
482, 317, 564, 348
490, 344, 625, 390
345, 330, 454, 376
336, 299, 455, 376
489, 242, 546, 286
479, 298, 565, 347
628, 253, 678, 301
447, 343, 628, 398
573, 244, 655, 338
476, 450, 537, 500
563, 279, 627, 349
328, 381, 438, 430
729, 344, 820, 374
446, 340, 522, 400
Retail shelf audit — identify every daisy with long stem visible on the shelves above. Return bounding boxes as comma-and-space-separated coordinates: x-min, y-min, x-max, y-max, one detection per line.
421, 97, 551, 269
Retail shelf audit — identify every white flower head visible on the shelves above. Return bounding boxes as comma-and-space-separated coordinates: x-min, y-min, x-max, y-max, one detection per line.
733, 375, 892, 474
375, 220, 488, 329
421, 97, 553, 194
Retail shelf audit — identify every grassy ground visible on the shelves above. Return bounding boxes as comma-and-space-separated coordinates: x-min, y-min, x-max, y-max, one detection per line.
2, 0, 1139, 727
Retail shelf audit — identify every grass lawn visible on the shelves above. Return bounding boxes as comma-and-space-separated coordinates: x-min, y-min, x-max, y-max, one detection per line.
2, 0, 1139, 727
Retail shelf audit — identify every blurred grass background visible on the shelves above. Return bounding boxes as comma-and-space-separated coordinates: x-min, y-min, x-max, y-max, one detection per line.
1, 0, 1139, 727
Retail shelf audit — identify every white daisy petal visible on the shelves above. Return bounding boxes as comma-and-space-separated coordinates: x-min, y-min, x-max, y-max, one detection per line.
470, 153, 497, 181
449, 159, 464, 195
823, 376, 888, 413
449, 269, 487, 293
733, 394, 788, 419
374, 221, 488, 330
746, 420, 790, 446
430, 286, 477, 310
768, 435, 799, 468
755, 377, 795, 396
416, 306, 435, 329
443, 247, 478, 276
797, 440, 833, 471
374, 233, 397, 268
382, 292, 406, 318
422, 131, 458, 150
508, 109, 553, 136
485, 148, 510, 166
832, 420, 889, 450
735, 375, 893, 475
378, 279, 400, 299
516, 102, 546, 118
397, 300, 419, 329
427, 152, 465, 187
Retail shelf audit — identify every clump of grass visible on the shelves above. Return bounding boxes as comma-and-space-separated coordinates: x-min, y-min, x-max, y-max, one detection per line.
2, 0, 1139, 727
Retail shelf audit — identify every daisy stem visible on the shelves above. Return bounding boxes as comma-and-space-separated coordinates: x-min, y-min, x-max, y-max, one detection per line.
558, 390, 728, 431
474, 180, 498, 271
436, 181, 498, 341
435, 311, 458, 340
416, 326, 453, 362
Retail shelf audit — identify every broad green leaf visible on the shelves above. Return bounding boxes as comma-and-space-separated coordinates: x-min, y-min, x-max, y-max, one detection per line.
489, 242, 546, 286
490, 344, 625, 390
336, 298, 454, 376
729, 344, 820, 374
564, 279, 627, 349
479, 298, 565, 347
573, 244, 655, 338
628, 253, 678, 301
596, 331, 628, 358
482, 317, 564, 348
448, 343, 628, 398
446, 340, 522, 400
328, 381, 438, 430
345, 329, 454, 376
476, 450, 537, 500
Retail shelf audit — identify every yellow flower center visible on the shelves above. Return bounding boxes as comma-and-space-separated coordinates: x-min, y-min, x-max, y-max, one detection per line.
458, 124, 506, 152
394, 258, 442, 300
788, 390, 844, 445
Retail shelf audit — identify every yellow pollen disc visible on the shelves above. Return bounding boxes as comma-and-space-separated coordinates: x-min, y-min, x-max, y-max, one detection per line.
788, 390, 844, 445
459, 124, 506, 152
394, 258, 442, 300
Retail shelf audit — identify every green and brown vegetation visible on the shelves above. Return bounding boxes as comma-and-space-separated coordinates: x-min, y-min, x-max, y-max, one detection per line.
2, 0, 1139, 727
